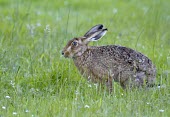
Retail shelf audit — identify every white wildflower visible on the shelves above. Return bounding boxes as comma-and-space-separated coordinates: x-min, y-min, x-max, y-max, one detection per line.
159, 109, 164, 112
158, 84, 166, 89
13, 112, 17, 115
88, 84, 92, 88
113, 8, 118, 14
5, 96, 10, 99
36, 22, 41, 27
146, 102, 150, 105
75, 90, 79, 95
10, 80, 15, 88
25, 109, 29, 113
94, 83, 98, 89
157, 86, 161, 89
84, 105, 90, 108
2, 106, 6, 109
44, 24, 51, 33
26, 24, 35, 37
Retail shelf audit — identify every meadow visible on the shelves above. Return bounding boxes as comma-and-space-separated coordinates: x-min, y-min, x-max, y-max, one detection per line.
0, 0, 170, 116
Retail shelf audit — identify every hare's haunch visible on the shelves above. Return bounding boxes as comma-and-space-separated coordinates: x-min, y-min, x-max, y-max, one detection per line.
62, 24, 156, 92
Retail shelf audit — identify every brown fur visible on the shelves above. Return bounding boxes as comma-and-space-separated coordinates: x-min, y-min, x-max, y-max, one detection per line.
62, 24, 156, 92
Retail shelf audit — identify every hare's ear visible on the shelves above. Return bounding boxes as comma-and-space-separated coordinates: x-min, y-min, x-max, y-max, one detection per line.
83, 28, 107, 43
84, 24, 104, 37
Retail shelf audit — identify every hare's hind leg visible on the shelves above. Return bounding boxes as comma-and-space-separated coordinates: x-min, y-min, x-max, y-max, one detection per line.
146, 67, 156, 87
120, 72, 146, 89
146, 75, 156, 87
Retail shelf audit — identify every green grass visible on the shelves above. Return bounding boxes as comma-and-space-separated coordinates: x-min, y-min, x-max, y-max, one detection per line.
0, 0, 170, 116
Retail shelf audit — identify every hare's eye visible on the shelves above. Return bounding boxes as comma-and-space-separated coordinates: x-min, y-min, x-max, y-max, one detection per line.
72, 41, 78, 46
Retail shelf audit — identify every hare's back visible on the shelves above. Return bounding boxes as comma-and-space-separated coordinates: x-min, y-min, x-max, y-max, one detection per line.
91, 45, 155, 72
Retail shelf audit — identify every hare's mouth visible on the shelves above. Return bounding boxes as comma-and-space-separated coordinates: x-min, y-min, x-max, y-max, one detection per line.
62, 52, 73, 58
63, 54, 70, 58
61, 51, 69, 58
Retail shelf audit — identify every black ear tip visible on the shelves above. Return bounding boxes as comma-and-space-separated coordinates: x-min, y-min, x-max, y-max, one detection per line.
104, 28, 108, 31
98, 24, 103, 29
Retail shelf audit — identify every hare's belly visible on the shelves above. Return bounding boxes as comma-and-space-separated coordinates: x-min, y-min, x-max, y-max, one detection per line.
92, 62, 141, 82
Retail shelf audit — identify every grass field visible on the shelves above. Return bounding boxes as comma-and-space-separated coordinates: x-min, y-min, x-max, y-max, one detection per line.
0, 0, 170, 116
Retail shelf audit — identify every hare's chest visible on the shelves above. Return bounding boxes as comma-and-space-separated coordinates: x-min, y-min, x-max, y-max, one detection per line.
73, 58, 90, 72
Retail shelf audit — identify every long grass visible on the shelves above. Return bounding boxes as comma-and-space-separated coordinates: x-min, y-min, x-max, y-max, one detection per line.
0, 0, 170, 116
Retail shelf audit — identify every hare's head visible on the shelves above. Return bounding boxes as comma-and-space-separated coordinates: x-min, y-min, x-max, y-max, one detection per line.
62, 24, 107, 58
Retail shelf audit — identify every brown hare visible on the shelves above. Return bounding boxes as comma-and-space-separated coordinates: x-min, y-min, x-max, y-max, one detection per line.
62, 24, 156, 92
